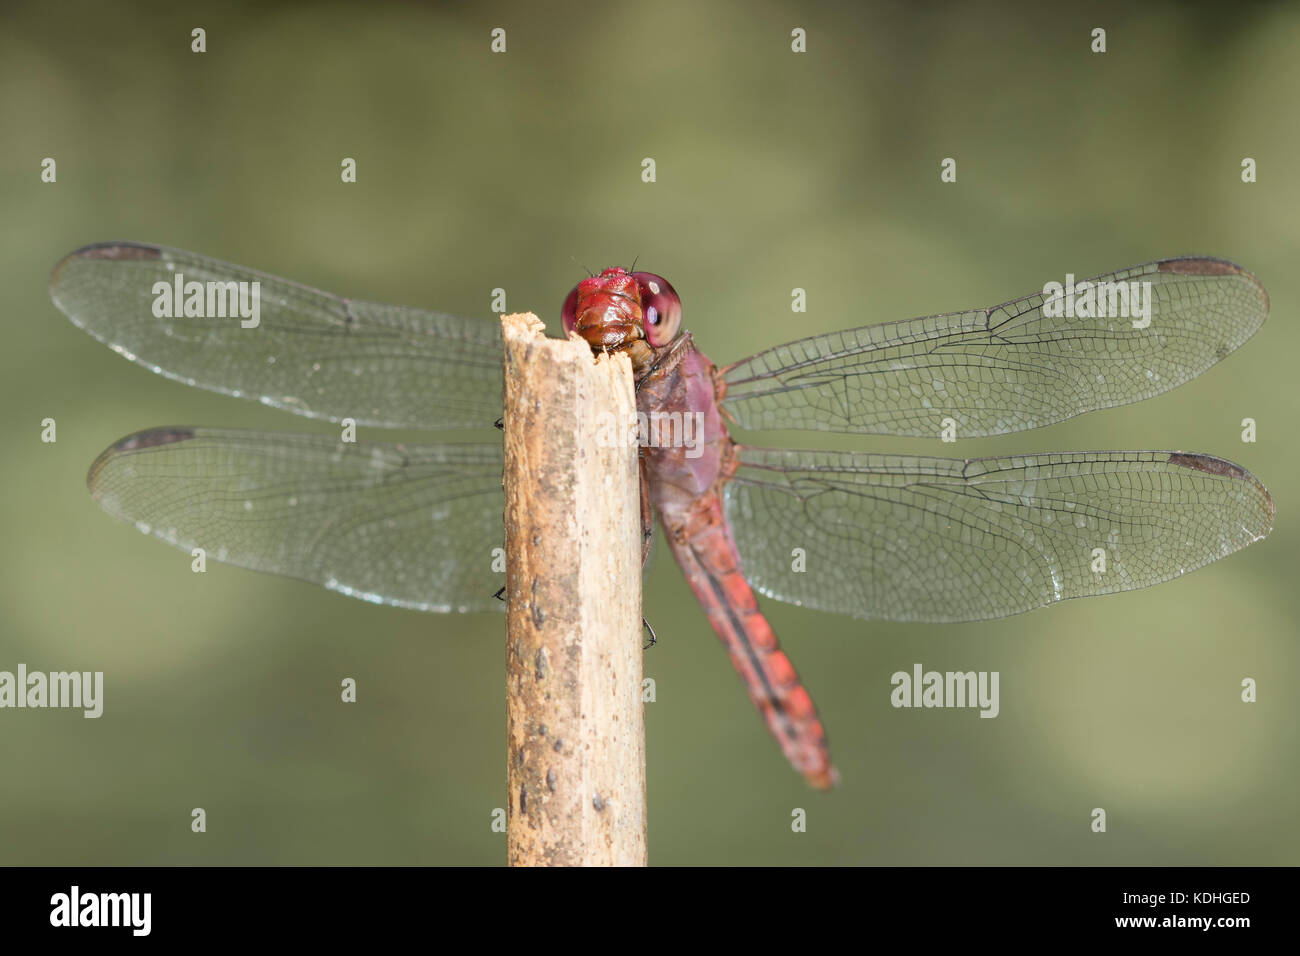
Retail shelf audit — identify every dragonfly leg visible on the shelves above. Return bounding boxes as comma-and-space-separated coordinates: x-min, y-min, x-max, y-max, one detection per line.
639, 461, 654, 565
642, 616, 657, 649
493, 585, 506, 602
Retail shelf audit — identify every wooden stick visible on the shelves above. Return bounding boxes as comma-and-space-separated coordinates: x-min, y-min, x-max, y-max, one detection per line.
501, 313, 646, 867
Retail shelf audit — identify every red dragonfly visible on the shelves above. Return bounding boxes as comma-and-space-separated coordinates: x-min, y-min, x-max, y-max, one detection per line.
51, 244, 1273, 788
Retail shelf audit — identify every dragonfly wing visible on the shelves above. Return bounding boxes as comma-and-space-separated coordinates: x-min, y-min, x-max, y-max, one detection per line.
721, 258, 1267, 436
88, 428, 505, 612
725, 447, 1272, 623
51, 242, 504, 429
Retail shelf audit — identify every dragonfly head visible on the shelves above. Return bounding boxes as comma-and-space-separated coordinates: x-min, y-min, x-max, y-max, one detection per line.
562, 267, 682, 370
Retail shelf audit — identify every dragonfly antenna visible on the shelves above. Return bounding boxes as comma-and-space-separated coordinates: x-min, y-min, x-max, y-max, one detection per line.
568, 254, 595, 278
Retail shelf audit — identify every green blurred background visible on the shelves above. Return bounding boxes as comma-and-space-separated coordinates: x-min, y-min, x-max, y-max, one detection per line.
2, 0, 1296, 865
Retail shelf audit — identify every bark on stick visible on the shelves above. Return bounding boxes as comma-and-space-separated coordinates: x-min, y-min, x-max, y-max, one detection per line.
501, 312, 646, 867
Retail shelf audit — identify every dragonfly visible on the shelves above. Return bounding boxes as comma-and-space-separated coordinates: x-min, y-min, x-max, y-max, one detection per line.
50, 243, 1273, 788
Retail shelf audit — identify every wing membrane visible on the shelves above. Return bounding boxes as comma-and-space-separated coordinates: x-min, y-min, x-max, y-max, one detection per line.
722, 258, 1267, 436
726, 447, 1272, 622
51, 242, 503, 428
88, 428, 505, 612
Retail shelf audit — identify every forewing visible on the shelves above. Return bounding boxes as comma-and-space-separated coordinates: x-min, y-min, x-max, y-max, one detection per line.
88, 428, 505, 612
51, 242, 503, 428
721, 258, 1267, 436
726, 447, 1272, 623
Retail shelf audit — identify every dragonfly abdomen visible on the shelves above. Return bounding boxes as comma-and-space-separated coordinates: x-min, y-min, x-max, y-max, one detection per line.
664, 492, 838, 789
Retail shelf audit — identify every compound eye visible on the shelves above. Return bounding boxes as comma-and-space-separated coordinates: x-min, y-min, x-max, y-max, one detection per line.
632, 272, 682, 347
560, 283, 581, 335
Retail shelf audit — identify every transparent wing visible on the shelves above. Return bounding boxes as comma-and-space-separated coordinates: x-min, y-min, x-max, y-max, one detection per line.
721, 258, 1267, 436
88, 428, 505, 612
726, 447, 1272, 623
51, 242, 503, 428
